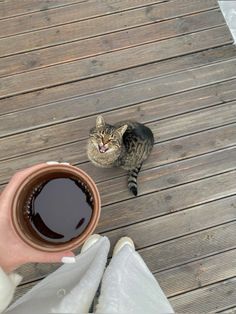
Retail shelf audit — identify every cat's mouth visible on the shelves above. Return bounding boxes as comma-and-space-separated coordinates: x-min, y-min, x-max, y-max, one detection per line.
98, 145, 109, 153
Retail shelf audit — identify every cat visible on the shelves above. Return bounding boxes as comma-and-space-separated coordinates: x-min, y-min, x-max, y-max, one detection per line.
87, 115, 154, 196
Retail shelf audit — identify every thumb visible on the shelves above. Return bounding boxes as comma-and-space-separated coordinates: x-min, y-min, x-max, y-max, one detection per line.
35, 251, 76, 264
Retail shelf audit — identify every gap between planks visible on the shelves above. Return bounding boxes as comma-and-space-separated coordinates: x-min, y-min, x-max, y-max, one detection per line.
0, 0, 165, 38
0, 8, 225, 78
0, 26, 233, 98
0, 0, 220, 57
1, 44, 235, 115
0, 55, 236, 139
0, 89, 235, 162
0, 0, 87, 20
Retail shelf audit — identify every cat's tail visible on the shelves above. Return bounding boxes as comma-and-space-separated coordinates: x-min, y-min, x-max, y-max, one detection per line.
128, 164, 142, 196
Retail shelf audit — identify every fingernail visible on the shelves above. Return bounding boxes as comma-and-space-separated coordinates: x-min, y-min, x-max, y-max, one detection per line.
61, 256, 76, 264
46, 161, 59, 165
60, 162, 70, 165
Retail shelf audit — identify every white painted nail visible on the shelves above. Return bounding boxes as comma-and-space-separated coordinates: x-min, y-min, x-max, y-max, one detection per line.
60, 162, 70, 165
46, 161, 59, 165
61, 256, 76, 264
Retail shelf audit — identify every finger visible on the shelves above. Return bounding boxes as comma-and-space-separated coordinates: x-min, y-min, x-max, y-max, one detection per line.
12, 163, 48, 180
2, 163, 48, 197
32, 251, 75, 264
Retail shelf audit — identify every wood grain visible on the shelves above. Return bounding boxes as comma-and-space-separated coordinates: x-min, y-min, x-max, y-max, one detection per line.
0, 9, 225, 77
0, 0, 219, 57
170, 278, 236, 313
0, 77, 235, 162
0, 0, 84, 20
0, 26, 233, 98
1, 45, 235, 115
156, 249, 236, 297
141, 222, 236, 273
0, 86, 235, 162
104, 196, 236, 250
1, 58, 236, 137
151, 101, 236, 142
0, 0, 162, 38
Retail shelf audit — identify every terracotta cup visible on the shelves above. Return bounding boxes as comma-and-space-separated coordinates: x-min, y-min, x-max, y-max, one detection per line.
11, 164, 101, 252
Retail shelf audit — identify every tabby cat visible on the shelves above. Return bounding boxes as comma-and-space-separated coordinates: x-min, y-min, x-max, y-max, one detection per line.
87, 116, 154, 196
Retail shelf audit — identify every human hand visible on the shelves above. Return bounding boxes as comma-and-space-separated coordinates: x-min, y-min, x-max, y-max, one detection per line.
0, 164, 75, 273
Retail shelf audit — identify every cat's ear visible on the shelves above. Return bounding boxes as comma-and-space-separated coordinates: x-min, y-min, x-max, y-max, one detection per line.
96, 115, 105, 129
116, 124, 128, 137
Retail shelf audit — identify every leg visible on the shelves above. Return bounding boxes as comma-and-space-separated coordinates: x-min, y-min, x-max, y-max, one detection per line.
7, 235, 110, 314
95, 238, 174, 314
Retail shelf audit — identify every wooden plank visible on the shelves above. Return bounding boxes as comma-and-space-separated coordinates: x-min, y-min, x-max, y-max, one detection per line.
170, 278, 236, 313
104, 196, 236, 250
16, 221, 236, 285
1, 57, 236, 137
1, 45, 235, 115
0, 0, 219, 57
97, 170, 236, 232
0, 0, 84, 20
0, 0, 162, 38
0, 26, 233, 98
0, 81, 235, 160
156, 249, 236, 297
0, 119, 235, 187
151, 101, 236, 142
3, 119, 232, 202
0, 86, 235, 163
0, 60, 236, 138
0, 9, 225, 77
98, 146, 236, 206
141, 222, 236, 273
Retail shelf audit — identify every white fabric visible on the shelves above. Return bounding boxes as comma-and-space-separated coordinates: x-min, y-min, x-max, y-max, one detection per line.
96, 244, 174, 314
0, 268, 22, 313
219, 0, 236, 43
7, 237, 110, 314
6, 237, 174, 313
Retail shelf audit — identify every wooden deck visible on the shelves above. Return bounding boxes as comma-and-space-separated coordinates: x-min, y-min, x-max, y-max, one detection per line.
0, 0, 236, 312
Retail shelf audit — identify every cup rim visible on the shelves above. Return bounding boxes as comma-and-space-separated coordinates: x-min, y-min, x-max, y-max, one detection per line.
11, 164, 101, 252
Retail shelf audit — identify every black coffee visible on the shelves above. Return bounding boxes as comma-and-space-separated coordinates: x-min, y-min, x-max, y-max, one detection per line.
24, 177, 94, 243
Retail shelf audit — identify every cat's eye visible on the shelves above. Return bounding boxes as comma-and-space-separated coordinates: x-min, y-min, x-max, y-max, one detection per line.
91, 134, 101, 140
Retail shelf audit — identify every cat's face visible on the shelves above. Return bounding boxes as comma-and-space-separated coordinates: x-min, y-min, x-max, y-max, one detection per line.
89, 115, 127, 155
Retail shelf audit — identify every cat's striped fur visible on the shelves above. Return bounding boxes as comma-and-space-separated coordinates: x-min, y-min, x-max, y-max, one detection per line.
87, 116, 154, 196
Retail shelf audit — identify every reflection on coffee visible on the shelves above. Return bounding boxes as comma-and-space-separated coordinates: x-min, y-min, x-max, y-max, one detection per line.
24, 178, 94, 244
